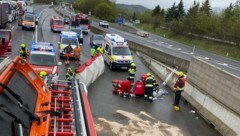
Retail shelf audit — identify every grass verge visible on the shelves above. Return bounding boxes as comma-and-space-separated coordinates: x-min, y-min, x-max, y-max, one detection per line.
136, 23, 240, 61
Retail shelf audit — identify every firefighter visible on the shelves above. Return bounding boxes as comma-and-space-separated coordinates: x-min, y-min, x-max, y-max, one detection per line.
119, 77, 132, 98
19, 43, 29, 60
128, 62, 136, 83
144, 73, 154, 103
66, 67, 75, 81
90, 46, 96, 57
64, 44, 73, 65
39, 71, 47, 78
97, 45, 104, 54
73, 44, 81, 65
173, 71, 186, 111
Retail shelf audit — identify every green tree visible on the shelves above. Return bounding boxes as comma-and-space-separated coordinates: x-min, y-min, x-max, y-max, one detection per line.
200, 0, 212, 16
152, 5, 161, 16
183, 1, 200, 33
94, 2, 117, 21
176, 0, 185, 19
165, 2, 177, 22
139, 11, 152, 24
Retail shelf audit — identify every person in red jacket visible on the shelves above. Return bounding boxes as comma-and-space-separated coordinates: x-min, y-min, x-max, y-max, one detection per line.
173, 71, 186, 111
119, 77, 132, 97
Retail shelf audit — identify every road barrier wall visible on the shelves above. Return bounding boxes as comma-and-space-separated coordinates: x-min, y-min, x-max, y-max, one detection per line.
138, 52, 240, 136
75, 54, 105, 87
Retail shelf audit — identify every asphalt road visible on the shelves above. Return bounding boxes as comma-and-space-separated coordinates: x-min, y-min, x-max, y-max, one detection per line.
92, 21, 240, 77
8, 6, 220, 136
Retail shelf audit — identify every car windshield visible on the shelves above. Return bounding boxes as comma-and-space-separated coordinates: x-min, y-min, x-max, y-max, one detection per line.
77, 19, 89, 25
93, 35, 103, 40
54, 20, 64, 25
62, 38, 78, 45
71, 28, 82, 34
29, 54, 56, 66
112, 47, 131, 55
24, 15, 34, 21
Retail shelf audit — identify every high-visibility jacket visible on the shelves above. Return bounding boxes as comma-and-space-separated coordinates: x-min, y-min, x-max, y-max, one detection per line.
90, 48, 96, 56
145, 76, 153, 87
128, 68, 135, 79
174, 76, 185, 91
66, 72, 75, 81
19, 48, 29, 56
97, 46, 103, 54
74, 47, 81, 56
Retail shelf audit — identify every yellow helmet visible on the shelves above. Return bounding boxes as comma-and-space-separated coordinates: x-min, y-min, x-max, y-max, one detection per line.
178, 71, 184, 77
130, 62, 135, 67
146, 73, 151, 77
39, 71, 47, 78
20, 43, 26, 48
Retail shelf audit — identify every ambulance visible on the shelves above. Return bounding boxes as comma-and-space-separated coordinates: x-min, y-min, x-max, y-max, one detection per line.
102, 33, 133, 70
29, 42, 62, 80
58, 31, 79, 58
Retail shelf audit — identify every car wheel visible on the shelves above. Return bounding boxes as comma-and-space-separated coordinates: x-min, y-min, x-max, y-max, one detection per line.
22, 26, 25, 30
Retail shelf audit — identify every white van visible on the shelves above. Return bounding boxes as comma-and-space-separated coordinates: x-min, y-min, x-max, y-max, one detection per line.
102, 33, 133, 70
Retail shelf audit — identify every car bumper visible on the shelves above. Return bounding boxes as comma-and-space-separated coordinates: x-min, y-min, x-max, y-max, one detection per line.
112, 62, 131, 69
23, 25, 35, 29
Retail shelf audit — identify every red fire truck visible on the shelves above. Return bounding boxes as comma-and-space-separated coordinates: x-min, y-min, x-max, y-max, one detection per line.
72, 13, 91, 35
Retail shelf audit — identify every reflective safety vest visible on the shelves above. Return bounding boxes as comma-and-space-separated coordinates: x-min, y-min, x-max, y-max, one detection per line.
19, 48, 29, 56
90, 48, 96, 56
66, 72, 75, 81
97, 46, 103, 54
128, 68, 135, 79
174, 77, 185, 91
145, 76, 153, 87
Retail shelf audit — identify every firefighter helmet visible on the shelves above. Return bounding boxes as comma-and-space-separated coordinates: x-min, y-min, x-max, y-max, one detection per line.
146, 73, 151, 77
130, 62, 136, 67
177, 71, 184, 77
39, 71, 47, 78
20, 43, 26, 48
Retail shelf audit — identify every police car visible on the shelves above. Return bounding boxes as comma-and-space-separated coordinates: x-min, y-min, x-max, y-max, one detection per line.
58, 31, 79, 58
102, 33, 133, 70
29, 42, 62, 80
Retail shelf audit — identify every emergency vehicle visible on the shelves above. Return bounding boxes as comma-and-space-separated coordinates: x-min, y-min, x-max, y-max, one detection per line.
58, 31, 79, 58
29, 42, 62, 80
0, 56, 96, 136
50, 16, 64, 32
102, 33, 133, 70
74, 13, 90, 34
22, 13, 36, 30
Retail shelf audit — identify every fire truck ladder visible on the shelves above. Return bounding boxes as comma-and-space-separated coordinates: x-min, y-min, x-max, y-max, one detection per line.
48, 79, 87, 136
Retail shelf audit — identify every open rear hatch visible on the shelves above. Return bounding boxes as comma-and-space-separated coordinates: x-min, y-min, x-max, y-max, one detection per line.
0, 56, 96, 136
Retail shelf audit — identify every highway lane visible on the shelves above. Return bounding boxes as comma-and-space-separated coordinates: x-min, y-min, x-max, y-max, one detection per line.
51, 8, 220, 135
4, 5, 221, 135
92, 21, 240, 77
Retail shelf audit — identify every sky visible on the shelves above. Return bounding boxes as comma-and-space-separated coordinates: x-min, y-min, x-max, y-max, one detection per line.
116, 0, 238, 10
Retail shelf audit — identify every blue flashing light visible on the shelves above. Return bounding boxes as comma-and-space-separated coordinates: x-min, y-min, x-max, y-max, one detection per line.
72, 36, 77, 39
111, 38, 115, 42
62, 35, 68, 38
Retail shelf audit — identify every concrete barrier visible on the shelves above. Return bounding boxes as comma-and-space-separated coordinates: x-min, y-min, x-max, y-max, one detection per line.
138, 52, 240, 136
